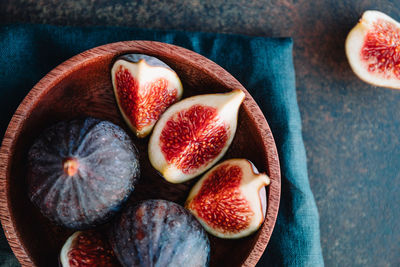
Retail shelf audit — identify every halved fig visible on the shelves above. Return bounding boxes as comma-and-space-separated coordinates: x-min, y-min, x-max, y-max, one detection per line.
148, 89, 245, 183
60, 231, 120, 267
185, 159, 270, 239
111, 54, 183, 137
109, 199, 210, 267
346, 10, 400, 89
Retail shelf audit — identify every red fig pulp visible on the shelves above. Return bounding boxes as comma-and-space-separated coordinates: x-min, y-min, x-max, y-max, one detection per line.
60, 231, 120, 267
159, 105, 229, 173
149, 89, 245, 183
346, 10, 400, 89
186, 159, 270, 239
111, 54, 183, 137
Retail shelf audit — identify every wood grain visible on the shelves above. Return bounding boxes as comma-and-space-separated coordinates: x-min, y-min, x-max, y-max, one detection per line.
0, 41, 281, 267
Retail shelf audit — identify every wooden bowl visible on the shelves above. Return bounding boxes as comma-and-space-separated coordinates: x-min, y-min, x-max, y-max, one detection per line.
0, 41, 280, 267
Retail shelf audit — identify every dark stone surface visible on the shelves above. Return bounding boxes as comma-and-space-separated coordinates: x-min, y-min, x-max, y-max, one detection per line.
0, 0, 399, 266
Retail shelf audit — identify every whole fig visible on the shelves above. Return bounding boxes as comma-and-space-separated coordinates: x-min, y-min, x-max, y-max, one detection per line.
110, 199, 210, 267
27, 117, 140, 229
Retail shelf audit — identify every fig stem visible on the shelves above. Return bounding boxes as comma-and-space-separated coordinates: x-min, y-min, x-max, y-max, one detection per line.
63, 157, 79, 176
249, 174, 270, 188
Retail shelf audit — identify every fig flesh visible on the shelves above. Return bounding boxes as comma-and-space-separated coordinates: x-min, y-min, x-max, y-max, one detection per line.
346, 10, 400, 89
60, 231, 120, 267
186, 159, 270, 239
149, 89, 245, 183
111, 54, 183, 137
109, 199, 210, 267
27, 118, 140, 229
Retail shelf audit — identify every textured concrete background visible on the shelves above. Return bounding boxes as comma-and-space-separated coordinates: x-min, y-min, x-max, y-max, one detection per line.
1, 0, 400, 266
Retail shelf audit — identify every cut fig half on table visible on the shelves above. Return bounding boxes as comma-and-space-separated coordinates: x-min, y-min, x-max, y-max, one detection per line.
148, 89, 245, 183
60, 230, 120, 267
346, 10, 400, 89
186, 159, 270, 239
111, 54, 183, 137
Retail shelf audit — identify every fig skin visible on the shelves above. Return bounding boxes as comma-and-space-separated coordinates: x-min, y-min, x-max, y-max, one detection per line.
60, 230, 120, 267
346, 10, 400, 89
186, 159, 270, 239
27, 117, 140, 229
148, 89, 245, 183
119, 54, 172, 69
111, 54, 183, 138
109, 199, 210, 267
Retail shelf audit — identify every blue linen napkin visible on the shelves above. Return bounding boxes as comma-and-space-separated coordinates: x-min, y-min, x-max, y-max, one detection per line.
0, 24, 323, 266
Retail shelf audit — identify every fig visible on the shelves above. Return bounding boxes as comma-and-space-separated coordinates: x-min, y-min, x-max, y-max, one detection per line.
60, 231, 120, 267
185, 159, 270, 239
111, 54, 183, 137
346, 10, 400, 89
27, 117, 140, 229
149, 89, 245, 183
109, 199, 210, 267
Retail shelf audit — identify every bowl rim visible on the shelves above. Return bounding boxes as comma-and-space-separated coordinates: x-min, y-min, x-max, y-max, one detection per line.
0, 40, 281, 267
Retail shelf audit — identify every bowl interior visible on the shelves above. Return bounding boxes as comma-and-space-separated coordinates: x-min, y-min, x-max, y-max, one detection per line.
1, 41, 280, 267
